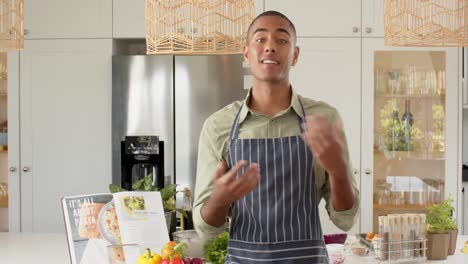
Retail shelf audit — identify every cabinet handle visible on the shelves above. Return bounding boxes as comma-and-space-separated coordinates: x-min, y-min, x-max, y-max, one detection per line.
9, 166, 17, 172
364, 169, 372, 175
365, 27, 372, 33
353, 169, 359, 175
352, 27, 359, 33
22, 167, 30, 172
24, 29, 29, 35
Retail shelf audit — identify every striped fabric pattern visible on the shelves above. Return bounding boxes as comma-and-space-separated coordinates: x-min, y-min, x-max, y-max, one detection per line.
226, 99, 328, 264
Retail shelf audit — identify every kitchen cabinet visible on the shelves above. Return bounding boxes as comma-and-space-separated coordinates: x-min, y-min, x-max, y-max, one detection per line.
265, 0, 361, 37
362, 0, 384, 37
292, 36, 462, 234
6, 52, 19, 232
361, 38, 461, 233
113, 0, 265, 39
290, 38, 361, 235
8, 39, 113, 232
113, 0, 145, 39
24, 0, 112, 39
0, 53, 9, 232
265, 0, 384, 37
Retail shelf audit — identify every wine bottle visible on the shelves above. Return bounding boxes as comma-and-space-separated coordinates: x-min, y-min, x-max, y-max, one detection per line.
401, 100, 413, 151
181, 187, 194, 230
391, 101, 400, 152
401, 100, 413, 126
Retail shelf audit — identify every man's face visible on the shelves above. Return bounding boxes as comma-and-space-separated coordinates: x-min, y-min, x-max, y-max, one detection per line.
244, 16, 299, 84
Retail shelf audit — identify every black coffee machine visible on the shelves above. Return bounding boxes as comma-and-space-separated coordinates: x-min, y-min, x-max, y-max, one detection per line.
121, 136, 164, 190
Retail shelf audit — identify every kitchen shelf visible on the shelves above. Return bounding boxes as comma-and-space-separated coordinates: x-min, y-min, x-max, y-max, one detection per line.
374, 204, 429, 211
375, 94, 445, 100
374, 149, 445, 161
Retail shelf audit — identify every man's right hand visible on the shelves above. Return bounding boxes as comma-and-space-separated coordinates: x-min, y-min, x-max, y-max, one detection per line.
201, 160, 260, 227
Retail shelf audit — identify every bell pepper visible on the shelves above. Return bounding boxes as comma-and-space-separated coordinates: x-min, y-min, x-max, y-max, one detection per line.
161, 241, 188, 261
137, 248, 161, 264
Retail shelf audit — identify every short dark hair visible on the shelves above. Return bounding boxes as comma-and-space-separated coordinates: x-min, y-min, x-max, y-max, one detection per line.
246, 10, 297, 42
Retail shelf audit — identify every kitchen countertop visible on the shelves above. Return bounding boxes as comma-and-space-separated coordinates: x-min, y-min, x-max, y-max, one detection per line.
345, 235, 468, 263
0, 232, 467, 263
0, 232, 70, 264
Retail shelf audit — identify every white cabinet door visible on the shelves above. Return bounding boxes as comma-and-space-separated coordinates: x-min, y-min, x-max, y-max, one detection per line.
7, 52, 20, 232
24, 0, 112, 39
265, 0, 361, 37
291, 38, 361, 234
20, 39, 112, 232
113, 0, 264, 39
361, 38, 460, 232
254, 0, 264, 15
113, 0, 145, 38
362, 0, 384, 37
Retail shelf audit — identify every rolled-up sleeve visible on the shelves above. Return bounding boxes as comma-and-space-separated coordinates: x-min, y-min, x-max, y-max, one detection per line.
317, 108, 360, 231
321, 172, 360, 231
193, 119, 229, 239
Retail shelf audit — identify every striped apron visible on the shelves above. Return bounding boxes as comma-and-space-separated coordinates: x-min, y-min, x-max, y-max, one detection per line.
226, 99, 329, 264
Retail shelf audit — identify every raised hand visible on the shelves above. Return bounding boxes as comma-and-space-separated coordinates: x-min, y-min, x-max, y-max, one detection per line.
301, 114, 346, 175
201, 160, 260, 227
210, 160, 260, 208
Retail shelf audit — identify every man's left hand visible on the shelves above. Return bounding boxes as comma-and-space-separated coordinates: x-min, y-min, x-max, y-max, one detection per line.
301, 114, 346, 176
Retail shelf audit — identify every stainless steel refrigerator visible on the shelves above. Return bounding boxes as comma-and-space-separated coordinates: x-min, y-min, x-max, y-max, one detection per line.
112, 55, 247, 195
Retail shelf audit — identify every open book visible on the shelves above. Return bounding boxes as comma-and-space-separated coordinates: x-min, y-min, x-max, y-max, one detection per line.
62, 191, 169, 264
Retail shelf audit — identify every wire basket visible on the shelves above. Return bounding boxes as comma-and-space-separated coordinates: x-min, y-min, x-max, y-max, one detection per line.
376, 238, 427, 263
145, 0, 255, 54
0, 0, 23, 51
384, 0, 468, 47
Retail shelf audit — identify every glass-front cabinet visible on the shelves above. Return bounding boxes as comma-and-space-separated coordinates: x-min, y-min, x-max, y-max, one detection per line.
0, 53, 8, 231
362, 39, 460, 233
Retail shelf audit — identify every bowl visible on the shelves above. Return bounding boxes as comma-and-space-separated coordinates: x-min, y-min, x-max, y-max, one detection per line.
351, 245, 368, 257
172, 230, 210, 258
323, 233, 348, 244
326, 244, 345, 264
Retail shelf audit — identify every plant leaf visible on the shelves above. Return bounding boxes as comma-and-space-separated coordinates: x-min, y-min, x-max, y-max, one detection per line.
132, 177, 145, 190
160, 184, 177, 201
109, 184, 127, 193
143, 174, 154, 191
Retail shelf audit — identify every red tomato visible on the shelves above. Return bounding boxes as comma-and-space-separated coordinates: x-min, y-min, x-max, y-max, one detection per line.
160, 259, 184, 264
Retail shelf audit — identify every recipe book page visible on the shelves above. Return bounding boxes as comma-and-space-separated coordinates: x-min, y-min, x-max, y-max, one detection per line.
113, 191, 170, 264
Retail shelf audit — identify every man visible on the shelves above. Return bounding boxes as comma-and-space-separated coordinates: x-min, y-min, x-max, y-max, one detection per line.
193, 10, 359, 263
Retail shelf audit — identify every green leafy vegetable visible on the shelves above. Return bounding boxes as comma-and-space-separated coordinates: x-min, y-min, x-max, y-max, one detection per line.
204, 231, 229, 264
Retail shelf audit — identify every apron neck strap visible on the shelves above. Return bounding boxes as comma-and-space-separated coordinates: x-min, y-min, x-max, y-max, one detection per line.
230, 96, 307, 141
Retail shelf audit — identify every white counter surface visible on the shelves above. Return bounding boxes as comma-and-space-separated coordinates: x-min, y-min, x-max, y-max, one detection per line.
0, 232, 467, 263
0, 232, 71, 264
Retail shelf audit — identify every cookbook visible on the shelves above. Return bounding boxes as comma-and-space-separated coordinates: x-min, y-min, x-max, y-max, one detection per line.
62, 192, 169, 264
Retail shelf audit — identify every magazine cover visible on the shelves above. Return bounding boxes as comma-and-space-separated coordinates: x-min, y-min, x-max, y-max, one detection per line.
61, 193, 122, 264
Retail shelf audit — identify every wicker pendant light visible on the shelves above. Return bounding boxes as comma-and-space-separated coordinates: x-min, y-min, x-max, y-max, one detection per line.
385, 0, 468, 47
0, 0, 23, 51
145, 0, 255, 54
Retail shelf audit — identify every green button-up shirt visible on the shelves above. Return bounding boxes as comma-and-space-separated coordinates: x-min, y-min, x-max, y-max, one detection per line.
193, 88, 360, 239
